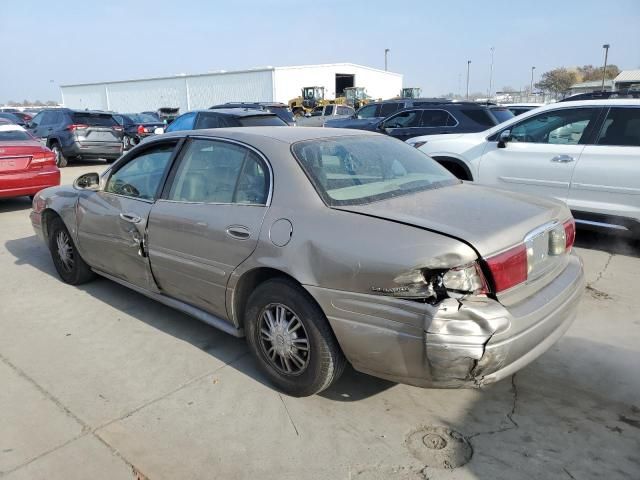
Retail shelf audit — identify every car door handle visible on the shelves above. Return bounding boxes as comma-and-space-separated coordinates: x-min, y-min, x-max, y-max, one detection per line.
550, 155, 574, 163
226, 225, 251, 240
119, 213, 142, 224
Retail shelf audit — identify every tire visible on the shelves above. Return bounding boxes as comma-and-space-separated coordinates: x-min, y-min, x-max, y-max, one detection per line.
123, 136, 133, 150
50, 143, 68, 168
245, 278, 346, 397
48, 217, 95, 285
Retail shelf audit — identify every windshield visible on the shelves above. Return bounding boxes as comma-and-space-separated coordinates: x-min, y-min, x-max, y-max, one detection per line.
292, 136, 459, 206
237, 115, 287, 127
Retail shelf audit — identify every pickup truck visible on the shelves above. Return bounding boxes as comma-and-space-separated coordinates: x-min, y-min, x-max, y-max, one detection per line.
297, 104, 355, 127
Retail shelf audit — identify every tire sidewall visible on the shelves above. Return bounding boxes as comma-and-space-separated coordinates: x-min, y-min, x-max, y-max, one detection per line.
48, 219, 80, 283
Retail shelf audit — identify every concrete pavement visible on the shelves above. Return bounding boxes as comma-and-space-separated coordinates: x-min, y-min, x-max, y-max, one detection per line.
1, 163, 639, 479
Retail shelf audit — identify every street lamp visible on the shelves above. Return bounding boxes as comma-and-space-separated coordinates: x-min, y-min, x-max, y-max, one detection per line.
384, 49, 390, 71
601, 44, 610, 90
466, 60, 471, 100
530, 66, 536, 100
488, 47, 495, 100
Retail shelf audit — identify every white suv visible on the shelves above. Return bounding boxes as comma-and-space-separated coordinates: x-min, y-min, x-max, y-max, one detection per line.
408, 99, 640, 235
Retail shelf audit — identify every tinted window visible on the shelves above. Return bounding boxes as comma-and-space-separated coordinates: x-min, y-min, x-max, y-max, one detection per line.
71, 113, 116, 127
356, 104, 379, 119
419, 110, 456, 127
128, 113, 161, 123
324, 105, 335, 116
168, 139, 268, 204
237, 115, 286, 127
195, 113, 224, 129
489, 108, 515, 123
460, 109, 496, 127
30, 112, 45, 126
0, 129, 32, 141
166, 112, 196, 132
382, 110, 422, 128
337, 106, 351, 115
105, 144, 174, 200
0, 113, 22, 124
380, 103, 402, 117
268, 106, 295, 123
292, 136, 457, 206
39, 111, 55, 126
510, 108, 598, 145
49, 111, 64, 125
597, 107, 640, 147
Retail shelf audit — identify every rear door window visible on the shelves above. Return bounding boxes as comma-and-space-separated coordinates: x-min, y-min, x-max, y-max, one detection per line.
356, 104, 379, 119
166, 112, 196, 132
596, 107, 640, 147
419, 110, 456, 127
380, 103, 402, 117
71, 113, 117, 127
460, 109, 497, 127
324, 105, 335, 116
382, 110, 422, 128
195, 113, 223, 129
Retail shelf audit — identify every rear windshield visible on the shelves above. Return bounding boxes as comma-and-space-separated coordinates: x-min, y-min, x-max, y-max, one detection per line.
127, 113, 161, 124
291, 135, 458, 206
489, 108, 515, 123
237, 115, 287, 127
0, 129, 32, 141
460, 109, 497, 127
71, 113, 117, 127
268, 106, 295, 123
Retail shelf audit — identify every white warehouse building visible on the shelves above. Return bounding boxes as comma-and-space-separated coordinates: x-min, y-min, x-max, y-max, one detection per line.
60, 63, 403, 112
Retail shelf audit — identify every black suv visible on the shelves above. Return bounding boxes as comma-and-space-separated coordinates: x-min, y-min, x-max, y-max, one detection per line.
164, 108, 288, 133
27, 109, 123, 167
328, 102, 500, 141
209, 102, 295, 126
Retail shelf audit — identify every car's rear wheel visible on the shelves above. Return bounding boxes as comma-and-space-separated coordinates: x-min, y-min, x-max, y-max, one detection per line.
48, 217, 95, 285
245, 278, 346, 397
50, 143, 68, 168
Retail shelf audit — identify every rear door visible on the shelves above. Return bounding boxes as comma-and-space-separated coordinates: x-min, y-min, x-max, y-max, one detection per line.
147, 137, 270, 318
567, 106, 640, 228
477, 107, 602, 202
76, 141, 178, 288
70, 112, 122, 144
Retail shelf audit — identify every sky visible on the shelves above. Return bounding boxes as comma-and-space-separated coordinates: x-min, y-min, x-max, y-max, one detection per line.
1, 0, 639, 103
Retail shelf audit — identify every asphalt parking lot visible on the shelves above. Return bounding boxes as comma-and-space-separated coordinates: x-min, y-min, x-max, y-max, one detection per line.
1, 163, 639, 480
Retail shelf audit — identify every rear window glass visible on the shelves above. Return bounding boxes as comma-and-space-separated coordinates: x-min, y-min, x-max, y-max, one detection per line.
292, 135, 458, 206
460, 109, 497, 127
0, 129, 32, 141
128, 113, 160, 124
268, 106, 295, 123
72, 113, 117, 127
489, 108, 515, 123
237, 115, 287, 127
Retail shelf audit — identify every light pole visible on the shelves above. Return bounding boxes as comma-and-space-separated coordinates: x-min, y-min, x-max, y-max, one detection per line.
601, 44, 610, 90
488, 47, 495, 100
384, 49, 390, 71
466, 60, 471, 100
530, 66, 536, 100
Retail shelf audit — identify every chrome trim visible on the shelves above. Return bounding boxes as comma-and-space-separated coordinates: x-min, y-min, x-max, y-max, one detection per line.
575, 219, 629, 231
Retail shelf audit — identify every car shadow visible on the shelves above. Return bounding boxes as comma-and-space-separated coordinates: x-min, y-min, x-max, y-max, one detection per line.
3, 234, 392, 400
0, 197, 32, 213
575, 227, 639, 257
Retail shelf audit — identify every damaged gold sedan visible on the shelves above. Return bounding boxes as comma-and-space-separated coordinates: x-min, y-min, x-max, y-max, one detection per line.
31, 127, 584, 396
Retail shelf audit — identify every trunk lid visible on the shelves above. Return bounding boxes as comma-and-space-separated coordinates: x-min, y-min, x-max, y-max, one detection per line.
0, 141, 46, 172
336, 182, 569, 258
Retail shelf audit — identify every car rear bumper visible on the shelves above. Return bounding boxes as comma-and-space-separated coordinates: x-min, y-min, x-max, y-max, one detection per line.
305, 253, 584, 388
64, 141, 123, 159
0, 168, 60, 199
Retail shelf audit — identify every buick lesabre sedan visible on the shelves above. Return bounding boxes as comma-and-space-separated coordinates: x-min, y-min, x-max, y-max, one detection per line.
31, 127, 584, 396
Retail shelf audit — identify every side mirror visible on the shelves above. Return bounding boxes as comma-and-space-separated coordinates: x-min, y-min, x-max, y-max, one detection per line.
73, 172, 100, 191
153, 127, 164, 135
497, 129, 511, 148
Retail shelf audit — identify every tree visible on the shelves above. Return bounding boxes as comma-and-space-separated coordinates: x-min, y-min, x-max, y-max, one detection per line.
535, 68, 577, 97
577, 64, 620, 82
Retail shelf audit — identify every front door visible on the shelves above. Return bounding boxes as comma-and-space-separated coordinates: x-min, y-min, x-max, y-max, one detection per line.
477, 107, 602, 202
76, 141, 178, 288
147, 138, 270, 318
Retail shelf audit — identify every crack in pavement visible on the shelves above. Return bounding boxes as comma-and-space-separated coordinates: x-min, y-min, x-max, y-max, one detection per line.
278, 393, 300, 436
589, 253, 614, 288
563, 466, 577, 479
468, 374, 519, 440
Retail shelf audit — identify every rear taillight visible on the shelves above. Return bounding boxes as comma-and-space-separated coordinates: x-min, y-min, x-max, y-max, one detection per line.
563, 218, 576, 251
31, 151, 56, 165
136, 125, 145, 134
486, 244, 528, 293
67, 124, 89, 131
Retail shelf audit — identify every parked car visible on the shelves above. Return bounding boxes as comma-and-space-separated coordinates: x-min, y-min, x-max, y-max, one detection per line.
504, 103, 543, 116
488, 105, 515, 123
408, 99, 640, 235
26, 109, 123, 167
162, 108, 287, 133
114, 113, 165, 149
31, 127, 583, 396
12, 111, 34, 123
0, 124, 59, 199
296, 104, 355, 127
559, 90, 640, 102
0, 112, 27, 127
210, 102, 296, 126
324, 99, 450, 130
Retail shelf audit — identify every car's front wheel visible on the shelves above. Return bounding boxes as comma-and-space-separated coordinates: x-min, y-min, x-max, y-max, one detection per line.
48, 217, 95, 285
245, 278, 346, 397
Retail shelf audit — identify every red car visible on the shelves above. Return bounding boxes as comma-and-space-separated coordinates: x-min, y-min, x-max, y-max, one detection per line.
0, 124, 60, 199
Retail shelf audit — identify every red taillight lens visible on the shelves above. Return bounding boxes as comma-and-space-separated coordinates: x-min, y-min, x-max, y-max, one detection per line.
67, 124, 89, 131
136, 125, 145, 134
31, 151, 56, 165
563, 218, 576, 251
486, 244, 528, 293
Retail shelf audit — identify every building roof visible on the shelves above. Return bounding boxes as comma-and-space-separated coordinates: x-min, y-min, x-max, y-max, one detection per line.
614, 69, 640, 83
569, 79, 614, 90
60, 63, 401, 88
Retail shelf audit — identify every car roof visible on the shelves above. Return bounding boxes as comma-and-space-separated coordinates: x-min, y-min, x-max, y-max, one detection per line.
185, 108, 277, 117
156, 126, 378, 145
549, 98, 640, 107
